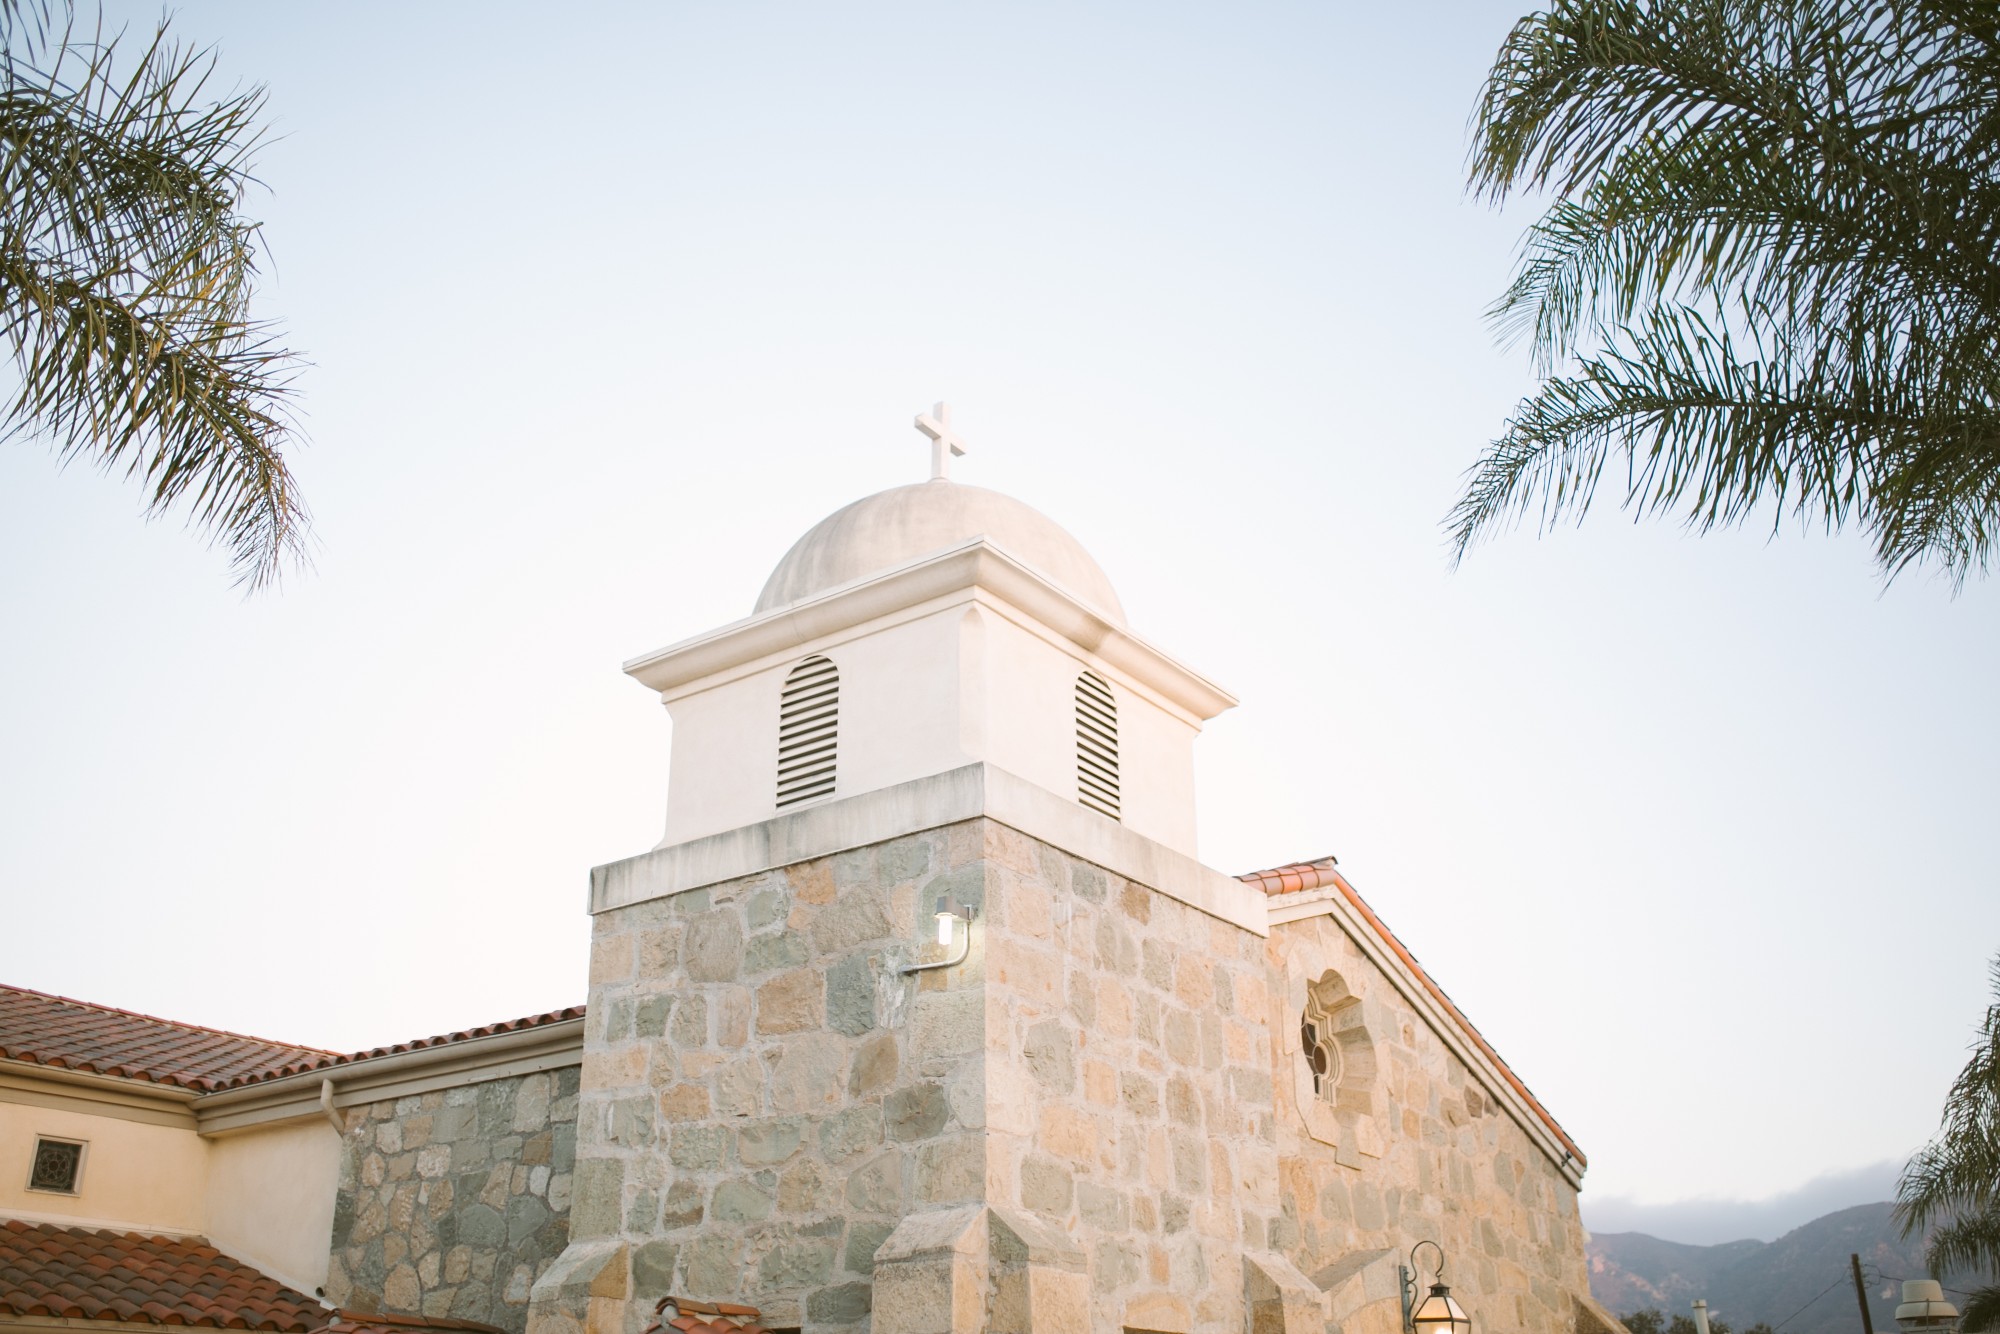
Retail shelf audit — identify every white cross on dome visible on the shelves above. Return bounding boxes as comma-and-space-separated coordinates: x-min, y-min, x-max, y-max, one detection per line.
914, 401, 968, 481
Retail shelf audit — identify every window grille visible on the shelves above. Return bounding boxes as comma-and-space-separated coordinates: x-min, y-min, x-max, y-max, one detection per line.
28, 1138, 82, 1193
1075, 670, 1120, 820
776, 656, 839, 809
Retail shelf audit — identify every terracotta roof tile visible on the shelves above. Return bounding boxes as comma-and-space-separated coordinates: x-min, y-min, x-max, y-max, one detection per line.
1240, 856, 1588, 1168
0, 984, 586, 1095
208, 1007, 587, 1091
643, 1297, 772, 1334
0, 1221, 327, 1330
1238, 855, 1343, 897
0, 986, 335, 1093
317, 1310, 508, 1334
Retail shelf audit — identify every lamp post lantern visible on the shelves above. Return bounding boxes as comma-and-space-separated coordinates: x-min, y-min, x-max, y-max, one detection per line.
1895, 1280, 1959, 1334
1400, 1241, 1472, 1334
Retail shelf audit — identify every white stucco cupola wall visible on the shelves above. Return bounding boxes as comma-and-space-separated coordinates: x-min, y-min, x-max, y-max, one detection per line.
623, 409, 1237, 858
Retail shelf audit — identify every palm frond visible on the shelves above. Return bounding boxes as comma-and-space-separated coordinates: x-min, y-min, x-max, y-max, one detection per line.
0, 0, 306, 588
1962, 1284, 2000, 1334
1457, 0, 2000, 583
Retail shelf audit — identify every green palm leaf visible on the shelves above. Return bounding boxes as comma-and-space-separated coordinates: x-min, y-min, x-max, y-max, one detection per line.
1, 0, 306, 589
1456, 0, 2000, 584
1897, 956, 2000, 1324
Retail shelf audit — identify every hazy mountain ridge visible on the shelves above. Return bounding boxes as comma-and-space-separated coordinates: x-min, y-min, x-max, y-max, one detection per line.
1588, 1202, 1954, 1334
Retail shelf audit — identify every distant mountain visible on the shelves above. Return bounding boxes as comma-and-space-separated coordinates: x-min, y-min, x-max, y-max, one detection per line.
1588, 1201, 1963, 1334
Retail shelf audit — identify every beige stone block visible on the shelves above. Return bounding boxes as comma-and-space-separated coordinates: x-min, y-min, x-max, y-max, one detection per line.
1123, 1289, 1191, 1333
581, 1044, 647, 1091
636, 926, 682, 976
916, 1135, 985, 1205
790, 857, 836, 905
849, 1030, 900, 1096
384, 1263, 420, 1312
714, 1057, 764, 1116
588, 932, 634, 987
1146, 1126, 1171, 1189
1036, 1103, 1097, 1165
675, 1050, 726, 1079
1118, 880, 1151, 924
1174, 956, 1215, 1009
754, 967, 823, 1034
715, 986, 751, 1048
992, 943, 1061, 1005
769, 1038, 844, 1114
998, 877, 1053, 939
657, 1083, 709, 1122
1236, 969, 1272, 1019
872, 1258, 959, 1334
1096, 977, 1133, 1037
1082, 1058, 1117, 1108
910, 988, 982, 1062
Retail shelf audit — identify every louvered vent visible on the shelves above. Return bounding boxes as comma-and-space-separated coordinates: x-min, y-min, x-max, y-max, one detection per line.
1076, 670, 1120, 820
777, 656, 839, 809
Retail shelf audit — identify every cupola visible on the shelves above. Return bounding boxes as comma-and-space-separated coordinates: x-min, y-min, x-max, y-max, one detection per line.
622, 403, 1236, 857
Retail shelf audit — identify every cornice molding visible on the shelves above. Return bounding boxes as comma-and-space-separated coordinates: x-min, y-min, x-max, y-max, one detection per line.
592, 762, 1272, 936
193, 1018, 584, 1136
0, 1061, 198, 1130
622, 538, 1236, 723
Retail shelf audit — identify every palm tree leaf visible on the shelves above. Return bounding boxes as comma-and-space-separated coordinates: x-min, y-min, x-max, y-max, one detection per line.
1, 0, 305, 588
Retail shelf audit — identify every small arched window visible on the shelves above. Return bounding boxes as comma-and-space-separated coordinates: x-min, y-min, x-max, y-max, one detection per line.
1075, 670, 1120, 821
777, 656, 839, 809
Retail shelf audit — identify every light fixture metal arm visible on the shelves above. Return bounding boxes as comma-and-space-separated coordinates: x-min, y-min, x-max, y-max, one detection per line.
899, 908, 976, 975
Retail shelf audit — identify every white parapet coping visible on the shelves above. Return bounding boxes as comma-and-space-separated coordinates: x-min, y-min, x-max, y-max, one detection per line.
622, 538, 1237, 723
590, 762, 1272, 937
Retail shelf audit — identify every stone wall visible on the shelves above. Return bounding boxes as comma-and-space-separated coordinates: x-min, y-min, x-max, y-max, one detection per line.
529, 813, 1604, 1334
1268, 911, 1603, 1334
969, 820, 1315, 1334
543, 822, 988, 1334
536, 818, 1327, 1334
325, 1066, 581, 1334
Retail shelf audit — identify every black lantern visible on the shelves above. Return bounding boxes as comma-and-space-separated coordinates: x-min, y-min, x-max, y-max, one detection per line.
1402, 1242, 1472, 1334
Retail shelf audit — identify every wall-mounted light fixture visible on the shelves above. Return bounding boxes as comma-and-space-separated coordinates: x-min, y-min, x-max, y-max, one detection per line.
1400, 1241, 1471, 1334
900, 892, 976, 975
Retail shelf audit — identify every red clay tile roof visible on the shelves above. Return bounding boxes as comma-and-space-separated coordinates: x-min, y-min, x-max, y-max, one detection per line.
0, 984, 585, 1095
316, 1312, 507, 1334
0, 986, 336, 1093
0, 1221, 327, 1330
644, 1297, 772, 1334
207, 1007, 587, 1091
1242, 856, 1588, 1169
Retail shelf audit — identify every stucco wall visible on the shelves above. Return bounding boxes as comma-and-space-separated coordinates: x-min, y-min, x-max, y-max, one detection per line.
324, 1068, 580, 1334
0, 1100, 206, 1234
206, 1120, 343, 1294
0, 1096, 340, 1297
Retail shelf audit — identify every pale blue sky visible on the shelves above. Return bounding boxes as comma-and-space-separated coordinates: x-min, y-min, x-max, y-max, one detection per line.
2, 1, 1995, 1240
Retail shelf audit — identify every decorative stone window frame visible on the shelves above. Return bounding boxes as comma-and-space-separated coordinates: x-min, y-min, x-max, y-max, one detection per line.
26, 1134, 86, 1195
1290, 969, 1383, 1167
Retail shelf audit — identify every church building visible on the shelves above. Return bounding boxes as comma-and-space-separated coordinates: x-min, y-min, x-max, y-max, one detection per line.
1, 407, 1621, 1334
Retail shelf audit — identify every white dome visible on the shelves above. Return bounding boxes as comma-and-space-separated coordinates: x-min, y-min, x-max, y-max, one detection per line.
755, 481, 1126, 624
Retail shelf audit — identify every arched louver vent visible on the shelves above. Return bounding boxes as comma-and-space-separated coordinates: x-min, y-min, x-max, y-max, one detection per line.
1075, 670, 1120, 821
777, 656, 839, 809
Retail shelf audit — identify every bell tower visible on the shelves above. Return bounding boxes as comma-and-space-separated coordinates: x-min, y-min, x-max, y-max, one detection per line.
620, 404, 1236, 858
